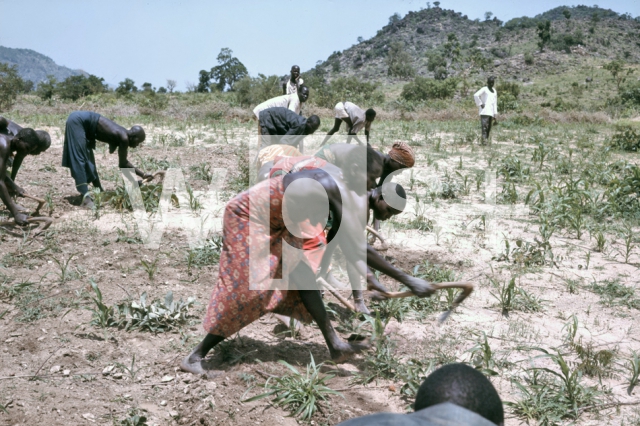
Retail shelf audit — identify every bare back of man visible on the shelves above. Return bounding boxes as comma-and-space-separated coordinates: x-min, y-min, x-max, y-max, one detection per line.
62, 112, 150, 208
0, 130, 43, 225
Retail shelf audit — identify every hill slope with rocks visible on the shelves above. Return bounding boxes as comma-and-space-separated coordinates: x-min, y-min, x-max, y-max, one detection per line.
0, 46, 86, 85
309, 5, 640, 85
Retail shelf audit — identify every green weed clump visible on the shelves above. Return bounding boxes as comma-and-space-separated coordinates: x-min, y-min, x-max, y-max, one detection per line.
572, 339, 616, 380
108, 179, 165, 213
185, 235, 223, 274
590, 279, 640, 310
494, 239, 554, 267
507, 349, 601, 425
243, 354, 342, 421
228, 144, 251, 192
489, 276, 544, 316
119, 409, 148, 426
499, 155, 530, 182
607, 125, 640, 152
604, 164, 640, 214
88, 281, 196, 332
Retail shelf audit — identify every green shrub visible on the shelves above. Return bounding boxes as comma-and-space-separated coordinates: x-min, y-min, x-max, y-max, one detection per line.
387, 41, 415, 78
608, 126, 640, 152
0, 63, 28, 110
400, 77, 458, 102
303, 75, 385, 109
497, 81, 521, 99
504, 16, 540, 30
524, 52, 534, 65
550, 31, 584, 53
234, 74, 281, 107
427, 53, 448, 80
499, 92, 520, 112
497, 81, 521, 112
56, 74, 108, 100
620, 80, 640, 106
605, 163, 640, 213
36, 76, 57, 100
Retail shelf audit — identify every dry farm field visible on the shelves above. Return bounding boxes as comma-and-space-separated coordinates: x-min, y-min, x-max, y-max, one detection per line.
1, 101, 640, 426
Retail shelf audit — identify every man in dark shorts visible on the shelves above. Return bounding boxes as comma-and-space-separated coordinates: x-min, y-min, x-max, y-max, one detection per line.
62, 111, 152, 208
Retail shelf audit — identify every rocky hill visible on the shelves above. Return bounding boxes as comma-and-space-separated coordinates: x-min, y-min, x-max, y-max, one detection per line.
309, 5, 640, 84
0, 46, 86, 85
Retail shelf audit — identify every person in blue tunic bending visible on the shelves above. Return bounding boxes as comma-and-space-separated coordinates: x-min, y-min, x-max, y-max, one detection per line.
61, 111, 152, 209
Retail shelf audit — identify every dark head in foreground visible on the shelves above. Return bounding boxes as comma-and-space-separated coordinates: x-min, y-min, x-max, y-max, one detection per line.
415, 363, 504, 425
336, 362, 503, 425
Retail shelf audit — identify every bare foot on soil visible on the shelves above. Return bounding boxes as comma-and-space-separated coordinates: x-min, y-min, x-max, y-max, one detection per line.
180, 356, 223, 378
354, 299, 371, 315
330, 340, 370, 363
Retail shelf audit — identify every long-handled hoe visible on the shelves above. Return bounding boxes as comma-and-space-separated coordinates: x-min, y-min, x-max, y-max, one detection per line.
0, 194, 52, 237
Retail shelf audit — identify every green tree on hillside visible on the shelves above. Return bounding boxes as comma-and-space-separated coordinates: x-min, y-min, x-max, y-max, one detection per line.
0, 63, 29, 110
427, 53, 448, 80
563, 9, 572, 29
537, 20, 551, 51
443, 33, 461, 64
141, 82, 154, 92
387, 42, 415, 78
235, 74, 281, 107
57, 74, 107, 100
197, 70, 211, 93
210, 48, 248, 92
36, 75, 57, 100
604, 60, 634, 90
116, 78, 138, 95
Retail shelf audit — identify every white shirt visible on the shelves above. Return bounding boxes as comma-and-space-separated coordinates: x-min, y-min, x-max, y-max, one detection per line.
473, 87, 498, 117
285, 77, 303, 94
345, 102, 368, 134
253, 94, 301, 118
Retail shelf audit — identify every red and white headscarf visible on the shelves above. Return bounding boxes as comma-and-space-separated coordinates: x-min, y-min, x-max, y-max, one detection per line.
388, 141, 415, 168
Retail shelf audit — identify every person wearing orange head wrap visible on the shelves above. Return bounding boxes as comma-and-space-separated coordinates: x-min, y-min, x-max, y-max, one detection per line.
379, 141, 415, 186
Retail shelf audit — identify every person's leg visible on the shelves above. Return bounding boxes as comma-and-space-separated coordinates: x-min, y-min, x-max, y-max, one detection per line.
62, 116, 92, 203
321, 119, 343, 145
347, 262, 370, 314
486, 116, 493, 143
480, 115, 490, 145
180, 333, 225, 375
342, 118, 355, 143
291, 263, 369, 361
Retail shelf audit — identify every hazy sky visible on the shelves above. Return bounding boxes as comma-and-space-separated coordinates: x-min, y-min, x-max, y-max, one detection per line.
1, 0, 638, 90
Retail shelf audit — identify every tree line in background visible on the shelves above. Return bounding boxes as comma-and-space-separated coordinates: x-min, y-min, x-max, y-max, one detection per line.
1, 43, 639, 115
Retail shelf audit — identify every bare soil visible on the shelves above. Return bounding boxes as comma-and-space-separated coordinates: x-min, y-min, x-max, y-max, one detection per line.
1, 124, 639, 426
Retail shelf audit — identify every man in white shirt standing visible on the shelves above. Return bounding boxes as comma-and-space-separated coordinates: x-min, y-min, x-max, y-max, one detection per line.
282, 65, 304, 95
473, 76, 498, 145
253, 85, 309, 119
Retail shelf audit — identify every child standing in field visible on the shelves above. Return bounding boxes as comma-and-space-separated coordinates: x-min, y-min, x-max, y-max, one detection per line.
474, 76, 498, 144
